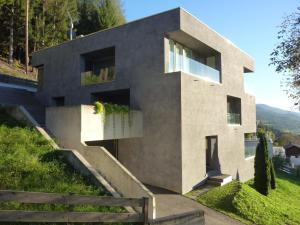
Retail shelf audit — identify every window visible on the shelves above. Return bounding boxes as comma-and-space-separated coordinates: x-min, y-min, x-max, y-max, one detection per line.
244, 133, 258, 158
52, 96, 65, 106
91, 89, 130, 106
227, 96, 241, 125
81, 47, 115, 86
166, 39, 221, 83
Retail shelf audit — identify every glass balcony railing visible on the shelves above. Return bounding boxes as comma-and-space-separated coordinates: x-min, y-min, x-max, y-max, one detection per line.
81, 66, 115, 86
227, 113, 241, 124
186, 57, 220, 83
245, 138, 259, 158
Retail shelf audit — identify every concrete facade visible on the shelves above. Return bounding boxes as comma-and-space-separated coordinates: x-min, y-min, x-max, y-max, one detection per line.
32, 8, 256, 194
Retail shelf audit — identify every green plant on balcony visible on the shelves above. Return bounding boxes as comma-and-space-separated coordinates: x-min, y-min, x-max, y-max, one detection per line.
94, 101, 130, 135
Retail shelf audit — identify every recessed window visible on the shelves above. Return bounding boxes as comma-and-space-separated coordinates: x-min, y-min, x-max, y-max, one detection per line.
166, 39, 221, 83
52, 96, 65, 106
81, 47, 115, 86
227, 96, 241, 125
244, 133, 258, 158
91, 89, 130, 106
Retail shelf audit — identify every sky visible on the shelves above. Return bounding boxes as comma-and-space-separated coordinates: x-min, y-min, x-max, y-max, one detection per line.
122, 0, 299, 111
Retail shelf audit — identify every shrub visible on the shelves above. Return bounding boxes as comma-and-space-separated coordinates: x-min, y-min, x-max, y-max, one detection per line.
270, 159, 276, 189
254, 134, 271, 195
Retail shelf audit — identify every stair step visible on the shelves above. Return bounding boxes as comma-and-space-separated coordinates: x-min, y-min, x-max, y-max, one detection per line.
208, 174, 232, 186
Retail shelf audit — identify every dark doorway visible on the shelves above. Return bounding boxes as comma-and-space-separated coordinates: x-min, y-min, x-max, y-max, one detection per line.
206, 136, 220, 173
91, 89, 130, 105
85, 140, 118, 159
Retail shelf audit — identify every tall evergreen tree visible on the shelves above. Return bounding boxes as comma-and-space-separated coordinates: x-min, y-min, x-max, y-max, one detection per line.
270, 159, 276, 189
75, 0, 99, 35
254, 134, 271, 196
76, 0, 125, 35
97, 0, 125, 29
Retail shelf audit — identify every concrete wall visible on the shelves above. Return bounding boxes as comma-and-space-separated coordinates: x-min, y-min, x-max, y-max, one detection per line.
81, 105, 143, 141
78, 145, 156, 219
179, 9, 256, 192
33, 8, 256, 193
45, 105, 156, 219
46, 105, 143, 143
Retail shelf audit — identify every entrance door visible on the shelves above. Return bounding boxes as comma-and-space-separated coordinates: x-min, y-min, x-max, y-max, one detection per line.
206, 136, 219, 173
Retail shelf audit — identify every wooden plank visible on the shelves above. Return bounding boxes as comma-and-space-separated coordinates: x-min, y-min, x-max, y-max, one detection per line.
0, 190, 143, 207
0, 210, 143, 222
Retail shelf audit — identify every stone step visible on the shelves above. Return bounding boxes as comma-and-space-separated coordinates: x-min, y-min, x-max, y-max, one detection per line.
207, 174, 232, 186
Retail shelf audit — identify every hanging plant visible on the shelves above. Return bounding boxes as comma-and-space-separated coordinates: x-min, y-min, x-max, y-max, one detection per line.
94, 101, 131, 135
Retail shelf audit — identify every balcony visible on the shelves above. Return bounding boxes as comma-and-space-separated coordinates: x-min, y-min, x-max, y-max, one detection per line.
167, 38, 221, 83
46, 105, 143, 146
187, 57, 220, 83
227, 113, 241, 125
81, 67, 115, 86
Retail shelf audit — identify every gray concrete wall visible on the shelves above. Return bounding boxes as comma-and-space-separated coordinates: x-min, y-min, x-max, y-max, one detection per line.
179, 9, 256, 192
33, 8, 256, 194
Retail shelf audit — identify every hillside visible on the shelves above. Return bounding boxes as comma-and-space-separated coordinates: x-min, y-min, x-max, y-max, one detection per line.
193, 173, 300, 225
0, 58, 37, 81
256, 104, 300, 134
0, 109, 127, 224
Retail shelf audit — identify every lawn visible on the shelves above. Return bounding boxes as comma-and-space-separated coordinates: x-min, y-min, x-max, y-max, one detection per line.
192, 173, 300, 225
0, 109, 134, 225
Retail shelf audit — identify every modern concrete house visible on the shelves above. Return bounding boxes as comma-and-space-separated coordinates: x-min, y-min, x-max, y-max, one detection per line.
32, 8, 256, 194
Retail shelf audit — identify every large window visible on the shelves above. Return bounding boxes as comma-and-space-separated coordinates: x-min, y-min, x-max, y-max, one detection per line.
81, 47, 115, 86
244, 133, 258, 158
227, 96, 241, 125
167, 39, 221, 83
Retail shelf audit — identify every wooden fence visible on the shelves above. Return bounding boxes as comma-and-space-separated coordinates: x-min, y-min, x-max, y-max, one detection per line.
0, 190, 148, 224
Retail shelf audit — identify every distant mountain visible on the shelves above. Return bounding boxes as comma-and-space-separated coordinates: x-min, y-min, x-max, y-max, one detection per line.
256, 104, 300, 134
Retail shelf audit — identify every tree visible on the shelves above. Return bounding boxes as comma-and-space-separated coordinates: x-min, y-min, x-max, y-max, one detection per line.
270, 7, 300, 100
75, 0, 100, 35
25, 0, 29, 73
270, 159, 276, 189
97, 0, 125, 29
254, 134, 271, 196
76, 0, 125, 35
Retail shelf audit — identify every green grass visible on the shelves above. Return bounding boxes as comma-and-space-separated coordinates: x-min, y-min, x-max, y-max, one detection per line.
0, 58, 37, 81
0, 109, 137, 225
194, 173, 300, 225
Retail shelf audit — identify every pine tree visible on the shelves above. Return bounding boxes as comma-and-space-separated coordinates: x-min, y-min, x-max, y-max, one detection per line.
270, 159, 276, 189
97, 0, 125, 29
254, 134, 271, 195
76, 0, 125, 35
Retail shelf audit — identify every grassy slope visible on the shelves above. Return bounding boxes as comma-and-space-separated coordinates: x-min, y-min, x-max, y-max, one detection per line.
0, 59, 37, 81
0, 109, 130, 224
194, 174, 300, 225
